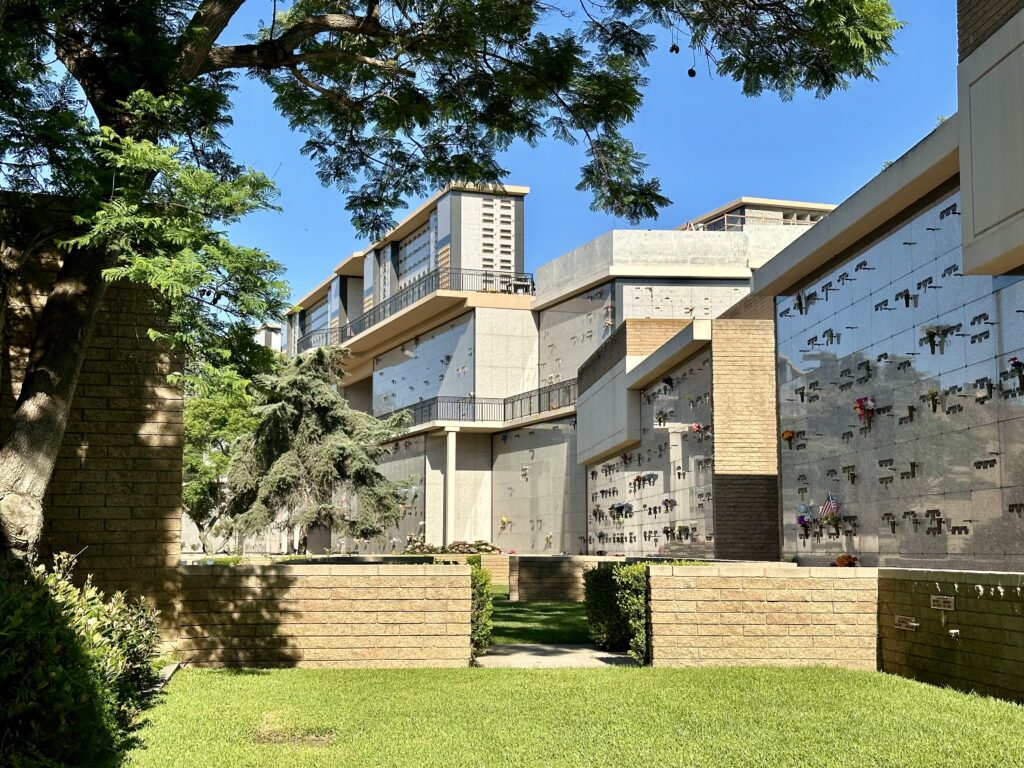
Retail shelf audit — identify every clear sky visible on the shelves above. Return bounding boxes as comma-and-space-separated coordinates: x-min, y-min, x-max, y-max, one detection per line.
220, 0, 959, 303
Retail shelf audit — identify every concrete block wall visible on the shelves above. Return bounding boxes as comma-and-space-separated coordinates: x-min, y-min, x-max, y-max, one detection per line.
647, 564, 877, 669
174, 564, 471, 668
958, 0, 1024, 59
879, 568, 1024, 701
2, 249, 182, 614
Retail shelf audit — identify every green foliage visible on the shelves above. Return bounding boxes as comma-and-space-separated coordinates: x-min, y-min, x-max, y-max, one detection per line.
584, 560, 709, 662
469, 562, 493, 659
63, 118, 290, 379
227, 346, 409, 541
1, 1, 901, 241
0, 553, 160, 767
583, 565, 631, 651
182, 365, 273, 554
612, 562, 650, 663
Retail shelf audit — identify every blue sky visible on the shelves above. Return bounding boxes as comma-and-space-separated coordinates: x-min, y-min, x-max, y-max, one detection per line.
221, 1, 959, 303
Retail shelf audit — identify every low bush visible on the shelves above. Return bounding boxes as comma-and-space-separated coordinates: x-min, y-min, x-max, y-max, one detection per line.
582, 565, 629, 651
0, 553, 160, 767
404, 540, 501, 555
584, 560, 710, 663
468, 558, 493, 658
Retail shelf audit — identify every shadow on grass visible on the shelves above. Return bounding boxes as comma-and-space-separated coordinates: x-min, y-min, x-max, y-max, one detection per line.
490, 598, 590, 645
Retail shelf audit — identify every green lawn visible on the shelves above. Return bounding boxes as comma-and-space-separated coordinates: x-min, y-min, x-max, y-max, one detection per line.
490, 597, 589, 644
126, 667, 1024, 767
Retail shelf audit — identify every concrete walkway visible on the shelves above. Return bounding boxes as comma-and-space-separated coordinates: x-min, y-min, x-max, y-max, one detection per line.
475, 644, 637, 669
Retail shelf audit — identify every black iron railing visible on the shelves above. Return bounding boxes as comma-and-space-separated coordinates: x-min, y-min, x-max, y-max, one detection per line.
295, 267, 535, 353
504, 378, 577, 421
381, 378, 578, 429
392, 396, 505, 425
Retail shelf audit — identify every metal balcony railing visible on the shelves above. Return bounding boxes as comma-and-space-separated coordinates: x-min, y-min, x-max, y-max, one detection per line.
295, 267, 535, 353
503, 378, 577, 421
380, 378, 578, 429
689, 212, 821, 232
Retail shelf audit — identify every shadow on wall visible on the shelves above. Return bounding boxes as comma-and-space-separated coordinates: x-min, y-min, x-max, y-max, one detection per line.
174, 566, 301, 667
0, 201, 184, 619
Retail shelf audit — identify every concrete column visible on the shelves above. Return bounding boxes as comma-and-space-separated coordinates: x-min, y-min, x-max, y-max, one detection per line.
444, 427, 459, 545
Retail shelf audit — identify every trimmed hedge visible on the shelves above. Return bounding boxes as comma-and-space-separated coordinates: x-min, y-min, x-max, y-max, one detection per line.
0, 553, 160, 767
584, 560, 709, 663
466, 555, 493, 659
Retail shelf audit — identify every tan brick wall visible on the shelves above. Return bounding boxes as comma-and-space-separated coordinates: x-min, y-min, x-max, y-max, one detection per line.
622, 318, 692, 357
433, 553, 510, 589
709, 316, 780, 560
510, 555, 624, 601
175, 564, 472, 668
1, 250, 182, 615
648, 564, 877, 669
958, 0, 1024, 59
879, 568, 1024, 702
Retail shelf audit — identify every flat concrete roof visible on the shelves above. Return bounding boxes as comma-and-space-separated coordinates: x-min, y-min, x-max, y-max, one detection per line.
683, 197, 835, 229
751, 115, 960, 297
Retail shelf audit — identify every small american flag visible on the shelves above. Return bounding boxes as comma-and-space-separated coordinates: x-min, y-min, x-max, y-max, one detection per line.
820, 492, 839, 517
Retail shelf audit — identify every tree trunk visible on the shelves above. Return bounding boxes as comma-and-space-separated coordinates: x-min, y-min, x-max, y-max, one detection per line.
0, 247, 114, 559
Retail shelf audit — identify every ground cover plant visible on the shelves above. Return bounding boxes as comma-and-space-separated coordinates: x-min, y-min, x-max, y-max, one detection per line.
490, 597, 590, 645
125, 666, 1024, 767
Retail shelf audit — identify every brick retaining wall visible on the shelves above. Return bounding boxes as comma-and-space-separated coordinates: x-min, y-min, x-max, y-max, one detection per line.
879, 568, 1024, 702
647, 564, 877, 669
174, 564, 472, 668
433, 553, 510, 589
510, 555, 623, 601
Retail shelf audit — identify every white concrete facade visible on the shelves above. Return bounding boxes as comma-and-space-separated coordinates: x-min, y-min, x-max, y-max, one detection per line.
290, 190, 830, 555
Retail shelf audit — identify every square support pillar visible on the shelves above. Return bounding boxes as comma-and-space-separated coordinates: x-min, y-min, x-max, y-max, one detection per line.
443, 427, 459, 545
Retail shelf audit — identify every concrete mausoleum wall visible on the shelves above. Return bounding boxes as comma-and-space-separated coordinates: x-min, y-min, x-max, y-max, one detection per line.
879, 568, 1024, 702
174, 563, 472, 668
647, 563, 877, 669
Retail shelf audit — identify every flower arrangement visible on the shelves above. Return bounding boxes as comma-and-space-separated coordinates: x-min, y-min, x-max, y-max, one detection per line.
818, 509, 841, 534
1011, 357, 1024, 389
922, 325, 945, 354
781, 429, 795, 449
690, 422, 703, 434
796, 512, 814, 532
499, 515, 512, 531
662, 498, 678, 509
833, 554, 859, 567
854, 397, 877, 426
926, 389, 940, 412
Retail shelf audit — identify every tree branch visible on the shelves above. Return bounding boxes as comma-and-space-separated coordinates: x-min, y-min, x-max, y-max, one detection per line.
178, 0, 247, 82
287, 65, 360, 109
207, 44, 413, 77
200, 12, 403, 74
